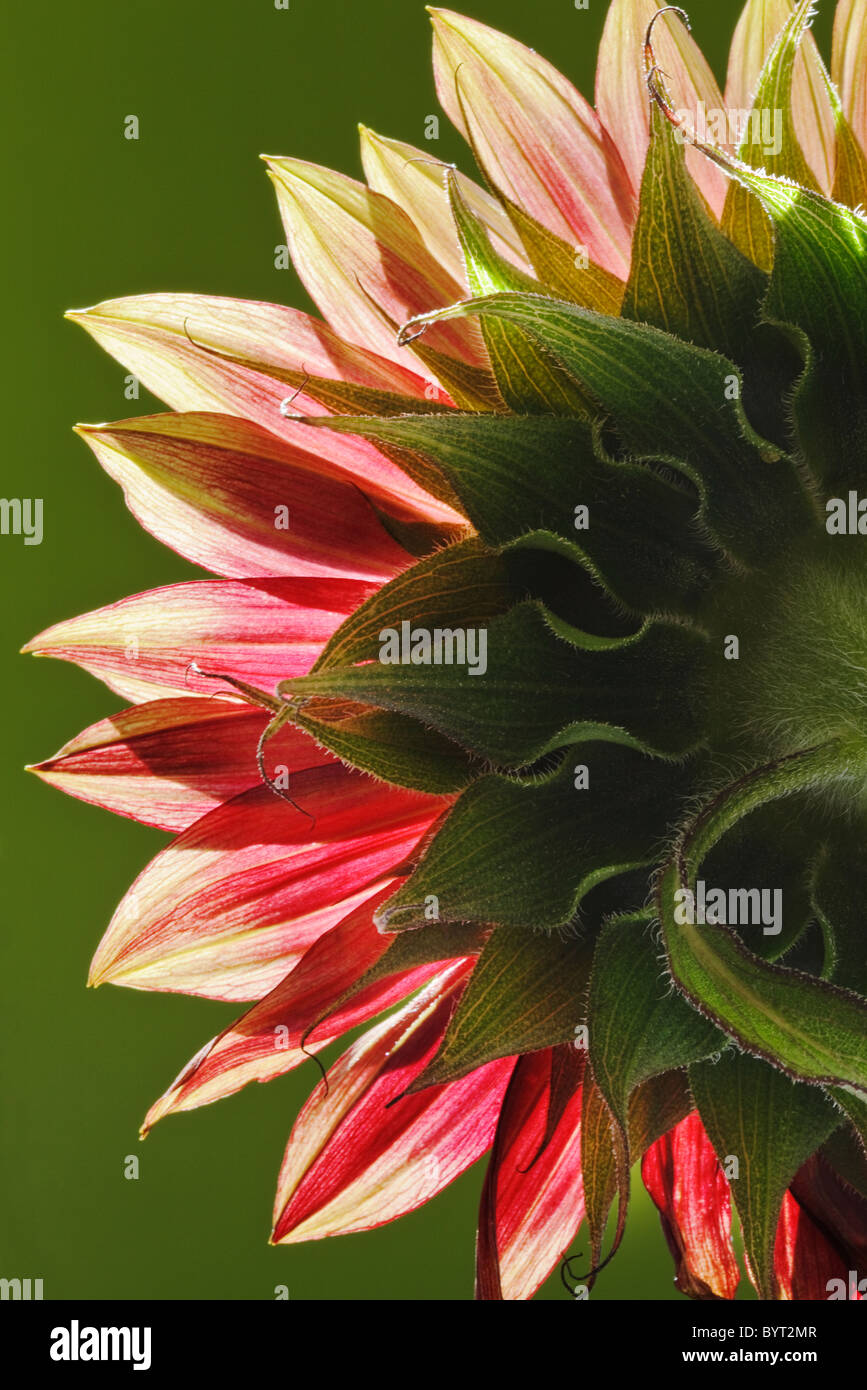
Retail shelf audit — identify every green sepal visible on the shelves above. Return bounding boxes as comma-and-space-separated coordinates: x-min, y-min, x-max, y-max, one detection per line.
581, 916, 722, 1274
721, 0, 820, 272
376, 746, 695, 932
580, 1066, 693, 1282
588, 917, 724, 1126
826, 1089, 867, 1168
398, 291, 814, 564
313, 535, 513, 670
294, 699, 477, 793
448, 172, 594, 417
297, 412, 716, 616
281, 601, 707, 769
700, 798, 816, 963
690, 1052, 840, 1299
625, 105, 768, 356
624, 103, 798, 450
658, 742, 867, 1093
717, 162, 867, 495
819, 1121, 867, 1201
811, 838, 867, 995
406, 926, 595, 1090
498, 191, 625, 315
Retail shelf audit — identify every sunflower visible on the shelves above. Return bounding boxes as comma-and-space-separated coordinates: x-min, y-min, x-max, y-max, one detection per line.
28, 0, 867, 1300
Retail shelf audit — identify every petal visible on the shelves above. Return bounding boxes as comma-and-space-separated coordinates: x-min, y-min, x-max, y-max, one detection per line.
833, 0, 867, 157
727, 0, 836, 195
28, 697, 332, 833
24, 576, 374, 703
141, 880, 471, 1131
790, 1151, 867, 1270
477, 1047, 585, 1301
772, 1190, 851, 1300
264, 155, 489, 369
89, 768, 445, 1001
358, 125, 531, 283
596, 0, 729, 217
75, 412, 410, 581
641, 1111, 740, 1300
66, 294, 461, 527
429, 8, 635, 278
272, 964, 514, 1243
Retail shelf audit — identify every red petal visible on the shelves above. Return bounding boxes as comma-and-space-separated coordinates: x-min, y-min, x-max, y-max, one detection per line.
76, 413, 410, 581
89, 768, 446, 1001
272, 965, 514, 1242
141, 881, 468, 1130
772, 1190, 852, 1301
477, 1046, 585, 1301
28, 698, 333, 832
642, 1111, 740, 1300
24, 576, 375, 703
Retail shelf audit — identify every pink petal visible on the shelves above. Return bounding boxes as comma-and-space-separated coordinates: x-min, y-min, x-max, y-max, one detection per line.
76, 412, 411, 582
272, 964, 514, 1243
28, 697, 333, 833
727, 0, 836, 195
596, 0, 729, 217
67, 293, 462, 527
142, 881, 474, 1131
24, 576, 375, 703
89, 768, 445, 1001
833, 0, 867, 157
641, 1111, 740, 1300
430, 9, 635, 279
358, 126, 532, 284
264, 155, 489, 370
477, 1047, 585, 1301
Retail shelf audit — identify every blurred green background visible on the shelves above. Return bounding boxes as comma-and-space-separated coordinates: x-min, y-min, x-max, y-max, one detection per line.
1, 0, 834, 1301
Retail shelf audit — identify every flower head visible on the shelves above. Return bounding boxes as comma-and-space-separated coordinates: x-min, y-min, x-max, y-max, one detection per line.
28, 0, 867, 1299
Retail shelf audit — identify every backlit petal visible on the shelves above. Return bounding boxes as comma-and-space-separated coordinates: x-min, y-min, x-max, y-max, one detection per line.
477, 1047, 585, 1301
28, 698, 332, 832
833, 0, 867, 156
727, 0, 836, 194
265, 155, 489, 369
642, 1111, 740, 1300
67, 293, 461, 526
359, 125, 531, 282
76, 412, 410, 581
24, 576, 374, 703
430, 8, 635, 278
90, 769, 445, 1001
141, 881, 473, 1130
272, 965, 513, 1242
596, 0, 728, 216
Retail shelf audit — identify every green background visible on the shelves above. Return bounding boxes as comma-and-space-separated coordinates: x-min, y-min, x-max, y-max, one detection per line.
1, 0, 834, 1301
